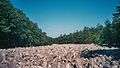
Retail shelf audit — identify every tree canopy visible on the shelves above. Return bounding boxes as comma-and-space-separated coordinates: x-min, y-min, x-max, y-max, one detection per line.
54, 5, 120, 48
0, 0, 52, 48
0, 0, 120, 48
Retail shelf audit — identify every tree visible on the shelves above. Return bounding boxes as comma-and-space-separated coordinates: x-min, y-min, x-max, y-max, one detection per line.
99, 20, 113, 46
0, 0, 51, 48
112, 6, 120, 47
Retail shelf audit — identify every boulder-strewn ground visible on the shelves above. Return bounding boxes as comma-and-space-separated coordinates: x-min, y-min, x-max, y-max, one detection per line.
0, 44, 120, 68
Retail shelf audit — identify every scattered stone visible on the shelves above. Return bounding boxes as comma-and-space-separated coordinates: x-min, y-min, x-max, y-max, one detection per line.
0, 44, 119, 68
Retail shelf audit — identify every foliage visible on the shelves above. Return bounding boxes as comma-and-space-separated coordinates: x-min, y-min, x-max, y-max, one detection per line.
54, 5, 120, 48
0, 0, 120, 48
0, 0, 52, 48
54, 24, 103, 44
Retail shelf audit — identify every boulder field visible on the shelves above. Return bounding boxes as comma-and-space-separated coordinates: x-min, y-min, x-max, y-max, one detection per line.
0, 44, 119, 68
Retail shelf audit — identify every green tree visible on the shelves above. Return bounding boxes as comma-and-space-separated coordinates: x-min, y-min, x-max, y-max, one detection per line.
112, 6, 120, 47
0, 0, 51, 48
99, 20, 113, 46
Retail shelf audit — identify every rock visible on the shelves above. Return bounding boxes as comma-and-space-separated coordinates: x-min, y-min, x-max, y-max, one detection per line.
8, 62, 16, 68
0, 44, 119, 68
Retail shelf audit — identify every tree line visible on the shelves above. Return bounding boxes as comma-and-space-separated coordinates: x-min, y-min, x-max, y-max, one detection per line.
0, 0, 53, 48
54, 6, 120, 48
0, 0, 120, 48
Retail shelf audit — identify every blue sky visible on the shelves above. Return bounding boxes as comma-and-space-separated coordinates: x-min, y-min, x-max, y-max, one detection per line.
11, 0, 119, 38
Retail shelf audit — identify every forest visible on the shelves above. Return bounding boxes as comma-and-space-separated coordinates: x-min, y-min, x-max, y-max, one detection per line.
0, 0, 120, 48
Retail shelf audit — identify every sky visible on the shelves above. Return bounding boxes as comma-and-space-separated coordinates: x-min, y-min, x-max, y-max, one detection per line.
11, 0, 119, 38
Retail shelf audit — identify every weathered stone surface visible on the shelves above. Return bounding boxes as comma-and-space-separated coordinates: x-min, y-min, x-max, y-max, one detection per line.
0, 44, 119, 68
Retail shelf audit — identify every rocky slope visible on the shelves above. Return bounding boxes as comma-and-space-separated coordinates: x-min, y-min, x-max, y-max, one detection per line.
0, 44, 120, 68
